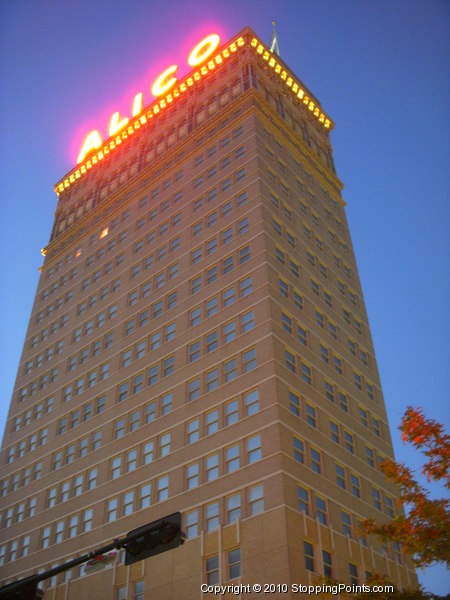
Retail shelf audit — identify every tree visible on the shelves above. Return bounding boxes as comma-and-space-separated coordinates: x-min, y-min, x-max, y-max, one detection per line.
362, 407, 450, 568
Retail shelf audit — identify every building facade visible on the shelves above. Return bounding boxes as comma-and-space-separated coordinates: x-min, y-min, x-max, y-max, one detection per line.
0, 28, 416, 598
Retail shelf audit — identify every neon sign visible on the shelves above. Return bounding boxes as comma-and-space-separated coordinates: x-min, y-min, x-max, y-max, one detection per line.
77, 33, 221, 164
56, 30, 333, 195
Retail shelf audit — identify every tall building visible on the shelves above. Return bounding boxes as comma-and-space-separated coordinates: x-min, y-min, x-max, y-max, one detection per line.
0, 27, 416, 598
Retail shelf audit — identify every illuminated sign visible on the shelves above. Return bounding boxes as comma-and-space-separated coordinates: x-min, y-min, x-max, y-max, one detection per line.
77, 33, 221, 164
56, 29, 333, 195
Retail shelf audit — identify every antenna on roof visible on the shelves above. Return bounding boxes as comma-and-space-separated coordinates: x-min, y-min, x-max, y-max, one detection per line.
270, 20, 280, 56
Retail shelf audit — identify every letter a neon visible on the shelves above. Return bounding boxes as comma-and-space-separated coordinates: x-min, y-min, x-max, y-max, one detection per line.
77, 131, 103, 164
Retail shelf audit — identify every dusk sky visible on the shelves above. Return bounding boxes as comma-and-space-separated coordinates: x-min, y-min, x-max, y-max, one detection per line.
0, 0, 448, 593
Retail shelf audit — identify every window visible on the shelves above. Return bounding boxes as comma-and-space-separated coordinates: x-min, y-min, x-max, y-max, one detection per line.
297, 326, 307, 346
315, 497, 327, 525
222, 287, 236, 307
279, 278, 288, 297
186, 463, 199, 489
160, 433, 171, 457
161, 392, 172, 415
225, 400, 238, 426
187, 419, 200, 444
338, 391, 348, 412
239, 245, 250, 264
366, 446, 375, 468
114, 418, 125, 439
285, 349, 296, 373
360, 407, 368, 428
207, 297, 218, 316
329, 421, 339, 445
124, 491, 134, 516
206, 331, 218, 353
157, 475, 169, 501
163, 356, 174, 377
111, 457, 122, 479
349, 563, 358, 585
304, 541, 314, 572
217, 495, 238, 531
245, 389, 259, 415
188, 378, 201, 401
206, 368, 219, 391
301, 363, 312, 385
206, 267, 217, 285
88, 468, 97, 490
350, 474, 361, 498
293, 437, 304, 463
205, 453, 219, 481
320, 344, 329, 364
371, 417, 381, 437
206, 502, 219, 531
336, 464, 346, 489
41, 526, 51, 549
247, 435, 262, 463
191, 276, 202, 294
297, 486, 309, 515
226, 444, 240, 472
305, 404, 316, 428
385, 496, 394, 518
344, 431, 354, 453
206, 555, 219, 585
206, 409, 219, 434
289, 391, 299, 416
185, 510, 199, 539
143, 441, 154, 465
372, 487, 382, 511
228, 548, 241, 579
224, 358, 237, 382
310, 448, 321, 474
134, 581, 144, 600
107, 498, 118, 522
248, 484, 264, 515
83, 509, 93, 532
223, 321, 236, 342
323, 551, 333, 578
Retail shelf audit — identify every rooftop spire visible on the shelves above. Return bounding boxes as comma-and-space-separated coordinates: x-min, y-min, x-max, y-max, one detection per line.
270, 20, 280, 56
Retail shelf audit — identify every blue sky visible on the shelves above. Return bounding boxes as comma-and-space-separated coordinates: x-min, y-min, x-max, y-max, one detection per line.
0, 0, 448, 593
